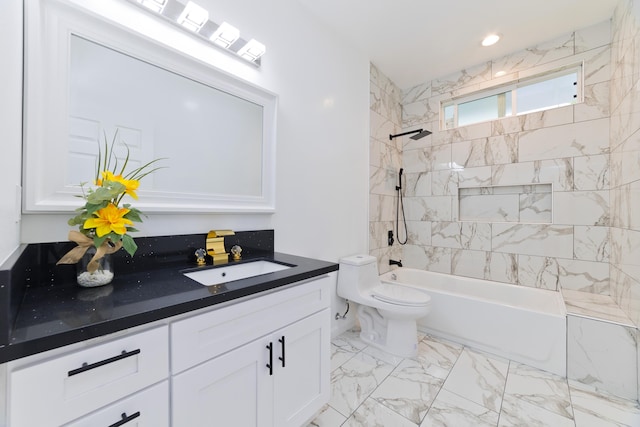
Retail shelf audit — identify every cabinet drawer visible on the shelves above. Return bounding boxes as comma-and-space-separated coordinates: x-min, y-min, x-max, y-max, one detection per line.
64, 381, 169, 427
172, 275, 330, 373
9, 325, 168, 427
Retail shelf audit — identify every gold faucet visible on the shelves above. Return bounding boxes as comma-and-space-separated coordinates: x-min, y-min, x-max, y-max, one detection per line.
206, 230, 235, 264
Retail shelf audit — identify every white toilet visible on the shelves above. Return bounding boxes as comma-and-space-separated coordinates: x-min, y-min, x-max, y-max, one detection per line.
337, 254, 431, 358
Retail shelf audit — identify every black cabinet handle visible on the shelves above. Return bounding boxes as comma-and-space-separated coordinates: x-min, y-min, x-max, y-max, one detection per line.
278, 336, 285, 368
266, 342, 273, 375
108, 412, 141, 427
68, 349, 141, 377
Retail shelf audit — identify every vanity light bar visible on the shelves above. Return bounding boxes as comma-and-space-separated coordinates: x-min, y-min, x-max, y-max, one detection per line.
137, 0, 168, 13
210, 22, 240, 48
128, 0, 266, 65
177, 1, 209, 32
238, 39, 266, 62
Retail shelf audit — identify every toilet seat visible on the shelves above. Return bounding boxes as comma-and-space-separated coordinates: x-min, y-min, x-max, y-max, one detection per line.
371, 283, 431, 307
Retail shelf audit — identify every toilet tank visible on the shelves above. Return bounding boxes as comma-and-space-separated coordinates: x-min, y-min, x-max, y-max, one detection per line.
337, 255, 381, 300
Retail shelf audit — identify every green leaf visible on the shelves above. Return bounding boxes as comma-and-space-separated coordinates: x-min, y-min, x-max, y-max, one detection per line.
93, 234, 109, 248
124, 209, 143, 223
85, 201, 108, 215
122, 234, 138, 257
118, 142, 131, 176
87, 186, 116, 204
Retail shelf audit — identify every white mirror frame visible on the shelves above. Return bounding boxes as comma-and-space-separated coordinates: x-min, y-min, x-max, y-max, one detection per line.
23, 0, 277, 213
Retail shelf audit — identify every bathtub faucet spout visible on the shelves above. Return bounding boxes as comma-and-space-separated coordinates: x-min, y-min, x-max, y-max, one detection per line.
389, 259, 403, 267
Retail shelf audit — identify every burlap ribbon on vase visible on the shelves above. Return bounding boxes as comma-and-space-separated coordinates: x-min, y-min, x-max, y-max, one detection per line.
57, 230, 122, 273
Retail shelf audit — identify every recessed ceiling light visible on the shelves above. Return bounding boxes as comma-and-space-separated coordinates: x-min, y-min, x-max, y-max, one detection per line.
494, 70, 506, 77
482, 34, 500, 47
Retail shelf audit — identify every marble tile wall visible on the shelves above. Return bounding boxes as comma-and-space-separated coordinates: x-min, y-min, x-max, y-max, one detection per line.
393, 21, 613, 295
610, 0, 640, 403
369, 64, 402, 274
567, 315, 638, 401
458, 184, 552, 223
610, 0, 640, 332
368, 1, 640, 403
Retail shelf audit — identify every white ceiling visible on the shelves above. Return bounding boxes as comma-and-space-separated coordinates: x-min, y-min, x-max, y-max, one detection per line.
295, 0, 620, 90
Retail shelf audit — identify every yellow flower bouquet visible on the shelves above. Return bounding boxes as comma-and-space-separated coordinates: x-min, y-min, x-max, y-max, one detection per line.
57, 132, 164, 283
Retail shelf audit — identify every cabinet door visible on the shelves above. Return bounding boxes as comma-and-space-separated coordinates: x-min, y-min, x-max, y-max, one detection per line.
172, 337, 273, 427
273, 309, 330, 427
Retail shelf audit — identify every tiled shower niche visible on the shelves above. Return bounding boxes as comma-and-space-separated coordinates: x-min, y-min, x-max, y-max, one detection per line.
458, 183, 552, 223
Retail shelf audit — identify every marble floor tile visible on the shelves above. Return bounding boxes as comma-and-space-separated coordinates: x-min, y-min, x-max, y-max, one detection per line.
370, 369, 443, 423
569, 381, 640, 427
361, 345, 404, 367
310, 331, 640, 427
442, 348, 509, 412
343, 398, 418, 427
419, 389, 499, 427
409, 335, 463, 380
331, 328, 368, 353
306, 404, 346, 427
330, 344, 357, 372
502, 362, 573, 419
498, 397, 575, 427
329, 351, 395, 417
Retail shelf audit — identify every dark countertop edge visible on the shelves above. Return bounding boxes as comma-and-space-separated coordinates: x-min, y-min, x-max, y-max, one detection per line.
0, 258, 338, 364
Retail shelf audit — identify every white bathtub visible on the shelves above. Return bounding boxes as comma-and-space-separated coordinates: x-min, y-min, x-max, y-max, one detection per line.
379, 268, 567, 377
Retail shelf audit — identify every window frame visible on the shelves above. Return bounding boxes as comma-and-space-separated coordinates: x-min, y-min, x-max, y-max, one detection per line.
441, 63, 583, 130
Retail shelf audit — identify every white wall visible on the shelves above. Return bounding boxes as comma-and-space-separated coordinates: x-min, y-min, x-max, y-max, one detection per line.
11, 0, 368, 335
19, 0, 370, 265
0, 2, 23, 264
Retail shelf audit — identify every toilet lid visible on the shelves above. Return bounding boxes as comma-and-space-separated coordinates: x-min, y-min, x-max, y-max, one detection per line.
371, 283, 431, 306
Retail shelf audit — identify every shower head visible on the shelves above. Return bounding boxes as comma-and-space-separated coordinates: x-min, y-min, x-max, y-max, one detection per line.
409, 129, 432, 140
396, 168, 404, 191
389, 128, 432, 141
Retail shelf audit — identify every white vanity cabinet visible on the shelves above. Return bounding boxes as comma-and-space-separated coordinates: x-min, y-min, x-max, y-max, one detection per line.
1, 274, 332, 427
171, 276, 331, 427
6, 325, 169, 427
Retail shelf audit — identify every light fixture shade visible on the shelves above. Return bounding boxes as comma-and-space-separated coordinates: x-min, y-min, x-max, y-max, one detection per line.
210, 22, 240, 48
177, 1, 209, 32
137, 0, 168, 13
238, 39, 266, 62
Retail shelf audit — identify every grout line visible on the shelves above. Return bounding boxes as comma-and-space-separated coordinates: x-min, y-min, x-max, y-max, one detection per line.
418, 339, 466, 424
495, 359, 511, 427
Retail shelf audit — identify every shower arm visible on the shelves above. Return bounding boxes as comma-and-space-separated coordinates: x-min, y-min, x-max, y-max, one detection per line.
389, 128, 432, 141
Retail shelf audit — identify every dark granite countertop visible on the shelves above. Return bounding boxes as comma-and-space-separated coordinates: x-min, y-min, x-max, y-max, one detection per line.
0, 231, 338, 363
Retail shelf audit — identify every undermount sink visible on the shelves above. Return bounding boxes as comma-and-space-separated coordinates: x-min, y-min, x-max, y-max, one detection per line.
183, 260, 293, 286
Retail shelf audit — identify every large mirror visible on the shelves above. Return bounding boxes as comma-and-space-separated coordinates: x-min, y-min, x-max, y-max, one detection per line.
23, 0, 277, 213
